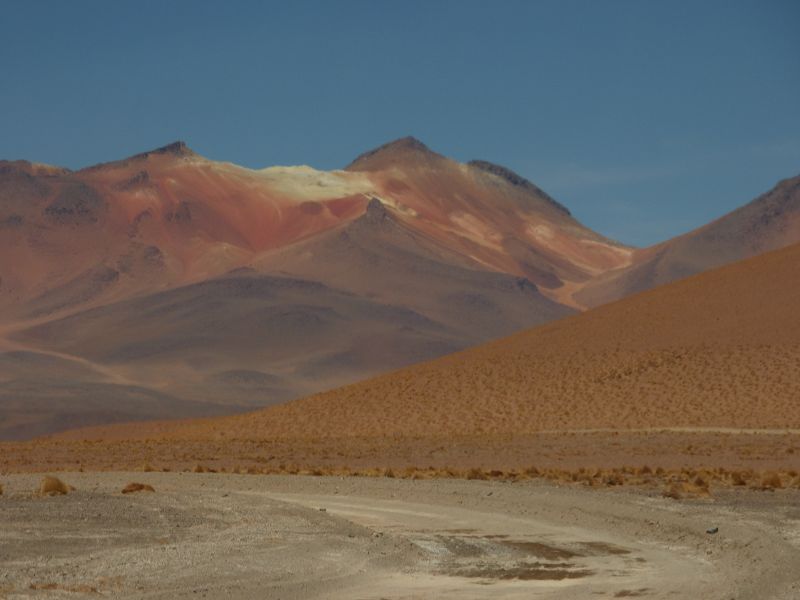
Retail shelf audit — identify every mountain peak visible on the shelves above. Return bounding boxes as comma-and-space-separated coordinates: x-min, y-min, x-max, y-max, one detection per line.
132, 140, 197, 160
363, 196, 390, 223
80, 141, 200, 172
345, 136, 443, 171
468, 159, 571, 217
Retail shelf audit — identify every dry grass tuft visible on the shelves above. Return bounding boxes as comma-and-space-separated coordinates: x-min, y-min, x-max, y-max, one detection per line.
466, 467, 488, 480
758, 472, 783, 490
729, 470, 750, 486
662, 479, 710, 500
686, 480, 711, 497
121, 482, 155, 494
662, 482, 685, 500
39, 476, 72, 496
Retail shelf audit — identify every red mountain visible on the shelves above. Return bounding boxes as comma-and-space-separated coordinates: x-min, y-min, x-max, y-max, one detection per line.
0, 138, 628, 438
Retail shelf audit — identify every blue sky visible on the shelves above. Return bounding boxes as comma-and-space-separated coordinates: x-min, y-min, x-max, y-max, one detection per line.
1, 0, 798, 246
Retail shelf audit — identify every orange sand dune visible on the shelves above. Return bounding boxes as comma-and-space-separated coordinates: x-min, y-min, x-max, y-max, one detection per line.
54, 240, 800, 444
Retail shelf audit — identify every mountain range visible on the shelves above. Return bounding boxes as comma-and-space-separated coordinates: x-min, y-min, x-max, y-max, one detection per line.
0, 137, 798, 439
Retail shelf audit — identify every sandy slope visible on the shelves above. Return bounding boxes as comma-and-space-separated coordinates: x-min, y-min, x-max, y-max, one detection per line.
1, 474, 798, 599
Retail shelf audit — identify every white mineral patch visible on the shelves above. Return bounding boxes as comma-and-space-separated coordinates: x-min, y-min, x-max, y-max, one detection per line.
256, 165, 375, 200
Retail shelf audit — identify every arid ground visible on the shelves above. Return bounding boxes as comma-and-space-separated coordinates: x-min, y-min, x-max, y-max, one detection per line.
1, 473, 799, 600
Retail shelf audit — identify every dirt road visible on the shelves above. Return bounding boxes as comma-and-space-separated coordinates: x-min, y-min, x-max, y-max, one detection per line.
1, 473, 798, 599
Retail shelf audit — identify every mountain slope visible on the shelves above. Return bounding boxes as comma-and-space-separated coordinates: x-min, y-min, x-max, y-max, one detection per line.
347, 137, 633, 306
0, 142, 371, 324
576, 174, 800, 307
4, 138, 795, 441
0, 138, 603, 438
111, 240, 800, 442
7, 198, 573, 435
250, 198, 573, 343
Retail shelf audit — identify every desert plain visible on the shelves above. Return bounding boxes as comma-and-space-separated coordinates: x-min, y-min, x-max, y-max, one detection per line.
1, 472, 799, 600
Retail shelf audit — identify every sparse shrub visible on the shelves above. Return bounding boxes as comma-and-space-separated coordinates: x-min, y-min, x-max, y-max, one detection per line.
759, 472, 783, 490
524, 466, 540, 477
687, 478, 710, 497
466, 467, 488, 480
121, 483, 155, 494
662, 483, 685, 500
730, 471, 749, 486
39, 476, 71, 496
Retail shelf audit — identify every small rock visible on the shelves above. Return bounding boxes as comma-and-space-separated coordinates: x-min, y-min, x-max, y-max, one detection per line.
706, 527, 719, 534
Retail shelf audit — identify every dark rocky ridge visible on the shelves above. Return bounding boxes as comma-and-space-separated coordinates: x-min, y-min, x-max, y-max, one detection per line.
80, 141, 198, 172
468, 160, 570, 217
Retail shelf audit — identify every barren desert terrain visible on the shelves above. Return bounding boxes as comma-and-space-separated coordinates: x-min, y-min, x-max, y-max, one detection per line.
1, 473, 799, 599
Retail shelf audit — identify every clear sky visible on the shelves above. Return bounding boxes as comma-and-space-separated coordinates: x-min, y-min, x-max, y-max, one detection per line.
1, 0, 798, 246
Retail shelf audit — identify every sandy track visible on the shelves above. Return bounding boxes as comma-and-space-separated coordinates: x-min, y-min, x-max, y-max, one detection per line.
1, 474, 799, 599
